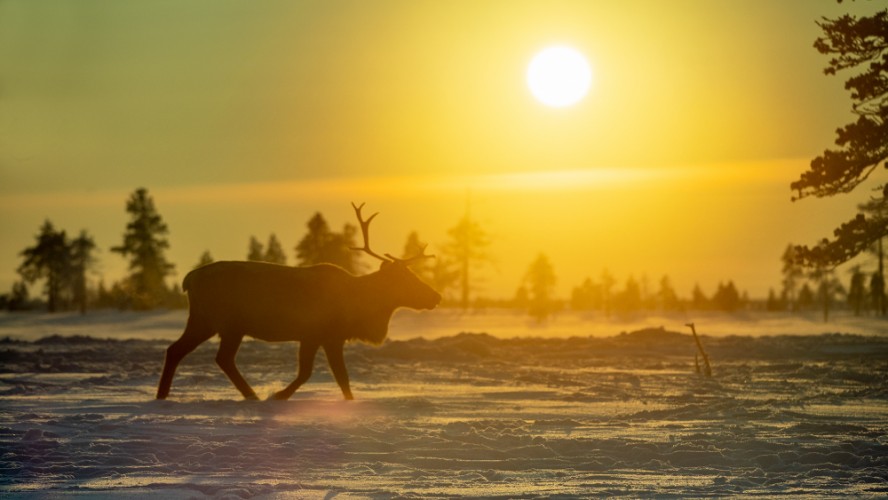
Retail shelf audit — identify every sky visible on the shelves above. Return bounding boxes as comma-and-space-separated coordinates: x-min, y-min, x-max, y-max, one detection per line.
1, 0, 884, 301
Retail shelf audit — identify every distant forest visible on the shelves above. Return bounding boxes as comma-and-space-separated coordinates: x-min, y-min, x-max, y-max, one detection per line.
4, 187, 885, 324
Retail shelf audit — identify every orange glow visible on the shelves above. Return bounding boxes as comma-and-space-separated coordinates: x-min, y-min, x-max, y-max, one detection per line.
0, 1, 880, 301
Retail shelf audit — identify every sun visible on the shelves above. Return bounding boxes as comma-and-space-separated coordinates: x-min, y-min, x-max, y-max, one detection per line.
526, 46, 593, 108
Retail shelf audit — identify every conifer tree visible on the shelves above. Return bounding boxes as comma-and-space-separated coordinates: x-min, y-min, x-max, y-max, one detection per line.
401, 231, 434, 281
264, 233, 287, 265
295, 213, 358, 272
69, 230, 97, 314
247, 236, 264, 261
847, 265, 867, 316
792, 6, 888, 267
194, 250, 214, 269
443, 212, 491, 309
111, 188, 175, 309
18, 220, 70, 312
523, 253, 556, 322
658, 275, 681, 311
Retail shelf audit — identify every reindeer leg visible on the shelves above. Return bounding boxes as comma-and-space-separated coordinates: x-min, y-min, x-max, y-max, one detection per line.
324, 341, 354, 400
271, 341, 319, 400
157, 317, 214, 399
215, 334, 258, 400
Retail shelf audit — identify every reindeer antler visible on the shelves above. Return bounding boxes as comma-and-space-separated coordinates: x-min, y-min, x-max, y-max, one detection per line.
350, 202, 389, 262
385, 244, 436, 265
351, 202, 437, 265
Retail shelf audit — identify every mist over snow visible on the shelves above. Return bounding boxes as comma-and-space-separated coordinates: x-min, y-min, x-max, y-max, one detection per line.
1, 310, 886, 497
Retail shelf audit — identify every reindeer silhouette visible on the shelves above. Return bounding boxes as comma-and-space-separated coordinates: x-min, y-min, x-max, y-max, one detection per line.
156, 203, 441, 400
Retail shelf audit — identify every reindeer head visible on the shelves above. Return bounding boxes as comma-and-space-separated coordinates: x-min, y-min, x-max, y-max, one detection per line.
351, 202, 442, 310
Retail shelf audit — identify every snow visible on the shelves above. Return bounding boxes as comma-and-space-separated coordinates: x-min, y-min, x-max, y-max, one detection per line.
1, 310, 887, 497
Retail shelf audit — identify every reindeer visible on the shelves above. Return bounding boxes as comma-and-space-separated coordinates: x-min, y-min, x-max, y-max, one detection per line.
156, 203, 441, 401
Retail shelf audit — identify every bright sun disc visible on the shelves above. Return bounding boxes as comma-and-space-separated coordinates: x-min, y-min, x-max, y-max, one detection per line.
527, 46, 592, 107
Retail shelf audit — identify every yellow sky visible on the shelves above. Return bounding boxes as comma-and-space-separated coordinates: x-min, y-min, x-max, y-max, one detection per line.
0, 1, 883, 300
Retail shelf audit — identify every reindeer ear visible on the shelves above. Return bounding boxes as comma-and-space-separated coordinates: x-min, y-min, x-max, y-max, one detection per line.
379, 260, 392, 271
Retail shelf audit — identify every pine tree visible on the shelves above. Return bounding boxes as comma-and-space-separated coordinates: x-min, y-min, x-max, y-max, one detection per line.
296, 213, 329, 266
791, 7, 888, 268
781, 244, 804, 311
523, 253, 556, 322
69, 230, 97, 315
18, 220, 70, 312
7, 281, 31, 311
323, 223, 359, 273
691, 284, 708, 311
194, 250, 214, 269
712, 281, 741, 312
658, 275, 681, 311
295, 213, 359, 272
600, 269, 616, 317
766, 289, 782, 312
247, 236, 264, 261
798, 283, 816, 311
859, 198, 887, 315
264, 233, 287, 265
443, 212, 491, 310
616, 275, 642, 314
871, 271, 886, 313
111, 188, 175, 309
401, 231, 434, 281
847, 265, 867, 316
571, 277, 600, 311
810, 266, 844, 322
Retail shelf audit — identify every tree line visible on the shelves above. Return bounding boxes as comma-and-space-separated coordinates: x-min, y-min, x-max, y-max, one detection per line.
4, 186, 885, 325
0, 188, 487, 314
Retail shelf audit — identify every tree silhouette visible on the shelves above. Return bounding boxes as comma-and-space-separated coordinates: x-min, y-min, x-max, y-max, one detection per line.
8, 281, 31, 311
691, 284, 708, 310
810, 265, 844, 322
442, 213, 491, 309
712, 281, 741, 312
401, 231, 434, 282
600, 269, 616, 317
766, 288, 782, 312
871, 271, 886, 314
570, 277, 600, 311
859, 198, 887, 315
247, 236, 264, 261
18, 220, 69, 312
781, 245, 804, 311
798, 283, 816, 310
791, 6, 888, 268
111, 188, 175, 310
614, 275, 642, 314
523, 253, 556, 322
847, 265, 867, 316
264, 233, 287, 265
69, 230, 97, 315
295, 213, 359, 273
326, 223, 359, 273
657, 275, 681, 311
296, 213, 329, 266
194, 250, 214, 269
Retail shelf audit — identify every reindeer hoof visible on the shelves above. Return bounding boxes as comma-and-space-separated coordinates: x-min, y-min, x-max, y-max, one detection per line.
269, 391, 290, 401
244, 393, 259, 401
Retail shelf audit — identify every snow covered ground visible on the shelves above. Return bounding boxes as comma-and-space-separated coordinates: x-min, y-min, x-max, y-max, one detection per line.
1, 310, 887, 497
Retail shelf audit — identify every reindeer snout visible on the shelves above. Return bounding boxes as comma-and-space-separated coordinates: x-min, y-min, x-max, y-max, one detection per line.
420, 289, 442, 310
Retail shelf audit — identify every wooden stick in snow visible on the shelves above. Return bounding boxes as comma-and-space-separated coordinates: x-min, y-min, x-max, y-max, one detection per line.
685, 322, 712, 377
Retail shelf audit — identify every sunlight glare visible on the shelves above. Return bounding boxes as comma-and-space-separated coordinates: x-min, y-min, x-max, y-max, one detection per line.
526, 46, 593, 107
